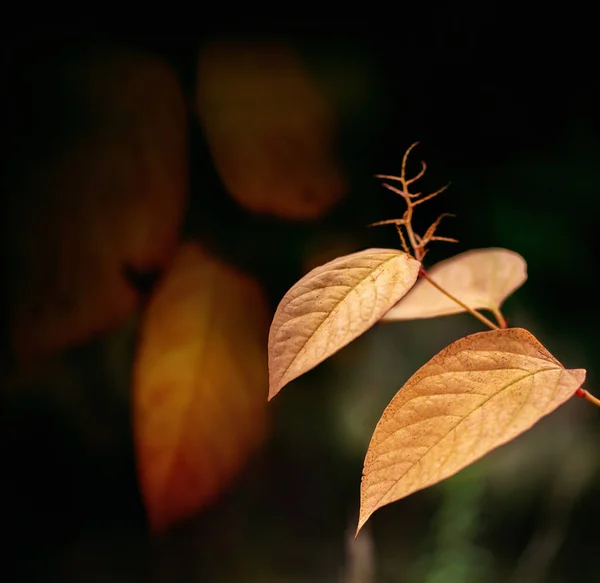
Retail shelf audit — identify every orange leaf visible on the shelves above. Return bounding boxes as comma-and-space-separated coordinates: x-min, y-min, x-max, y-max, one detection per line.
5, 47, 188, 362
133, 242, 269, 533
383, 248, 527, 321
195, 41, 346, 220
268, 249, 420, 399
357, 328, 585, 534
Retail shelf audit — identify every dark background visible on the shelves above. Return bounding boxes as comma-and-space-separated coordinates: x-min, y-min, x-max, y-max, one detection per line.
2, 14, 600, 583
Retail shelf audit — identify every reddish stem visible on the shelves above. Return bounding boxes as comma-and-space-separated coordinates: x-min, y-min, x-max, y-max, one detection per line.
576, 388, 600, 408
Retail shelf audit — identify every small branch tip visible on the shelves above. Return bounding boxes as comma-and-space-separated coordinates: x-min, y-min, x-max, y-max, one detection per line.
374, 144, 454, 261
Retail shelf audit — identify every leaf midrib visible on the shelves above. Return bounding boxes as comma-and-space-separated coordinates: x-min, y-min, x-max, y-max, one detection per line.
363, 365, 564, 523
277, 252, 409, 388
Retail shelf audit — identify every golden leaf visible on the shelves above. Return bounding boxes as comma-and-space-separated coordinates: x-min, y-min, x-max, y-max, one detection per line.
358, 328, 585, 534
195, 41, 346, 220
383, 248, 527, 321
5, 47, 188, 362
133, 242, 269, 533
268, 249, 420, 399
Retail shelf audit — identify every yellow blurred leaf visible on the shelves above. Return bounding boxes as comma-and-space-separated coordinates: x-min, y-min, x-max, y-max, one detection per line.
6, 47, 188, 362
268, 249, 420, 399
133, 242, 269, 533
357, 328, 585, 534
195, 41, 346, 220
383, 248, 527, 321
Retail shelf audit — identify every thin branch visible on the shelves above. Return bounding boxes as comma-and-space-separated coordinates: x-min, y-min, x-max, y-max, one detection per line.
405, 160, 427, 187
395, 224, 411, 255
402, 141, 420, 179
412, 183, 451, 206
374, 174, 408, 181
575, 388, 600, 408
419, 269, 500, 331
368, 218, 405, 227
429, 236, 460, 243
492, 307, 508, 329
421, 213, 456, 246
380, 182, 409, 197
405, 208, 421, 260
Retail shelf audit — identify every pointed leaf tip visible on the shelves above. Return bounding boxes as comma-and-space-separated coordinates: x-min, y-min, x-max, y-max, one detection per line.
268, 248, 420, 399
357, 327, 585, 533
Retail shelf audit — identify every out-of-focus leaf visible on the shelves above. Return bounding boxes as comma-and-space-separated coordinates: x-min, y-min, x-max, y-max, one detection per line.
133, 242, 269, 533
357, 328, 585, 534
5, 47, 188, 362
195, 41, 346, 220
383, 248, 526, 321
268, 249, 420, 399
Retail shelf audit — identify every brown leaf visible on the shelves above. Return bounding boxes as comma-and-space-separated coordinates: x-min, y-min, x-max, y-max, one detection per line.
358, 328, 585, 534
195, 41, 346, 220
268, 249, 420, 399
5, 47, 188, 363
382, 248, 527, 321
133, 242, 269, 533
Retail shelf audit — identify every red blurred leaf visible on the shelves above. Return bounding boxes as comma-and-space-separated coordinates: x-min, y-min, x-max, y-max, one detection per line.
195, 41, 346, 220
133, 242, 270, 533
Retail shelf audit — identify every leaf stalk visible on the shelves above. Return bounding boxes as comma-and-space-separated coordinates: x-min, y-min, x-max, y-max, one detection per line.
418, 268, 500, 331
576, 388, 600, 408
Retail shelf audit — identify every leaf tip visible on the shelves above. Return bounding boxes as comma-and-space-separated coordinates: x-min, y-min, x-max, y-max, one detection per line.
355, 510, 371, 538
267, 379, 283, 401
571, 368, 587, 388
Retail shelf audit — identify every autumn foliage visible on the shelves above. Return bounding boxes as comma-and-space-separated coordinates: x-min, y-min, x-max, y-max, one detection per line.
4, 41, 349, 534
5, 48, 188, 363
196, 41, 347, 219
267, 143, 592, 536
4, 40, 595, 544
133, 243, 270, 532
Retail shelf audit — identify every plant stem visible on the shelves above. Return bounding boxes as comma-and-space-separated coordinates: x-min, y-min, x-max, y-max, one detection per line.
492, 308, 508, 329
576, 388, 600, 408
404, 207, 422, 261
419, 269, 500, 331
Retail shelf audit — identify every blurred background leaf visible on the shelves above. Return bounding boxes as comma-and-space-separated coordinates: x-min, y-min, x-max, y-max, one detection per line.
1, 18, 600, 583
195, 40, 347, 220
3, 45, 188, 366
133, 242, 269, 533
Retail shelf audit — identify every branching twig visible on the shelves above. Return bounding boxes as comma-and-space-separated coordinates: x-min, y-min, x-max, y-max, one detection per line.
372, 143, 600, 415
370, 142, 454, 262
421, 213, 457, 247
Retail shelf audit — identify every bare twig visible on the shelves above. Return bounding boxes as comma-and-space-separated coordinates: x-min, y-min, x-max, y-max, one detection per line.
370, 143, 455, 262
395, 224, 411, 256
421, 214, 456, 247
419, 269, 499, 331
